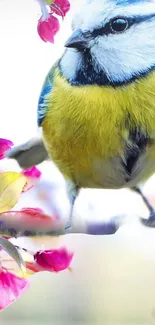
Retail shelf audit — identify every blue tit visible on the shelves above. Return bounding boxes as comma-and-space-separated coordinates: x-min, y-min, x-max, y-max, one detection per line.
7, 0, 155, 229
38, 0, 155, 229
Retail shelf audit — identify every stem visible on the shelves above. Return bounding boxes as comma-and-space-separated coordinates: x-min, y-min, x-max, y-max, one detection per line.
0, 216, 125, 238
37, 0, 49, 20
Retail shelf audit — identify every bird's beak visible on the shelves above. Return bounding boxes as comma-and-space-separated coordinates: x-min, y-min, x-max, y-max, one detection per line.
65, 28, 90, 50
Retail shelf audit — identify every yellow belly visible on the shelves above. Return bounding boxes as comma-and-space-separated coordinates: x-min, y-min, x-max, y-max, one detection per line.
42, 69, 155, 188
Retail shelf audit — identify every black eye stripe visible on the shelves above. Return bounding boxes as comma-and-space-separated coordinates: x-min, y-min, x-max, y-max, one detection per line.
89, 13, 155, 37
91, 16, 129, 36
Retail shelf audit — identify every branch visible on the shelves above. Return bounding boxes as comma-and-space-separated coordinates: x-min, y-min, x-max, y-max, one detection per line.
0, 213, 126, 238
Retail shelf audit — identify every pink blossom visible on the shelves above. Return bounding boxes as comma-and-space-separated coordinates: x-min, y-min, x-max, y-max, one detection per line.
22, 166, 41, 179
26, 248, 73, 273
36, 0, 70, 43
50, 0, 70, 16
37, 14, 60, 43
0, 269, 29, 311
0, 139, 14, 160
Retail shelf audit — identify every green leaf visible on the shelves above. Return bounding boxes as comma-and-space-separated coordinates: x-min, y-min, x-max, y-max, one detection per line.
0, 237, 25, 270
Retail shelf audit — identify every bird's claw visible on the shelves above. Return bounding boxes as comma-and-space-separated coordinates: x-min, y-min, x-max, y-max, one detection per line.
64, 220, 72, 233
140, 212, 155, 228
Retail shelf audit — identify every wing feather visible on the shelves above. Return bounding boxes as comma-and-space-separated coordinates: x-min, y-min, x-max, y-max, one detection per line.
37, 63, 58, 126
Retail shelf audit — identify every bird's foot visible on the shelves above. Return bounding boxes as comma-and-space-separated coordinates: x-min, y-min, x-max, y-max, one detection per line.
64, 198, 75, 233
65, 182, 79, 234
140, 211, 155, 228
64, 219, 72, 233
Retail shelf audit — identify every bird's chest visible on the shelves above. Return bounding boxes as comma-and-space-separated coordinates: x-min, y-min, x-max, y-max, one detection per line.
42, 75, 155, 187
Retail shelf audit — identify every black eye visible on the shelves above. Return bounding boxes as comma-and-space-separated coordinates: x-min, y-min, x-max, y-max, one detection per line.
110, 18, 128, 33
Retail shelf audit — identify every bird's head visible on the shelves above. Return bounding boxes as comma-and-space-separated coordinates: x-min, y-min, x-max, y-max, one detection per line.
59, 0, 155, 86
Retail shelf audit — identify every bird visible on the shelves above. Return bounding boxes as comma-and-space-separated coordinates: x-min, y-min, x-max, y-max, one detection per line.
7, 0, 155, 230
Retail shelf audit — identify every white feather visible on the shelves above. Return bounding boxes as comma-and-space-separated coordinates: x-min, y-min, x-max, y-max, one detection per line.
91, 19, 155, 82
60, 49, 82, 81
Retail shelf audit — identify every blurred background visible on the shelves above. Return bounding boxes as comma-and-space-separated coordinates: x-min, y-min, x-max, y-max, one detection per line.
1, 0, 155, 324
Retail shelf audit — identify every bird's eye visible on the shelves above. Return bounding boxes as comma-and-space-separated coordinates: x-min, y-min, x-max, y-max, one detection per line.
110, 18, 128, 33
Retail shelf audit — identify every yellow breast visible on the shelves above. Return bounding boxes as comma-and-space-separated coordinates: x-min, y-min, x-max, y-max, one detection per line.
42, 69, 155, 187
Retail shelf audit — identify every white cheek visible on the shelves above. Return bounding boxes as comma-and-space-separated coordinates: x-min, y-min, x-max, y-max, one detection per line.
91, 21, 155, 82
60, 49, 82, 81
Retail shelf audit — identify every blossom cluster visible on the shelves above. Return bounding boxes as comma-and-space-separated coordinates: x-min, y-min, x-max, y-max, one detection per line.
0, 0, 72, 311
0, 138, 73, 311
37, 0, 70, 42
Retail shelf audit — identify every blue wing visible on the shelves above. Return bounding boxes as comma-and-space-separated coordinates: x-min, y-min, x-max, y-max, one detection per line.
37, 64, 57, 126
37, 81, 52, 126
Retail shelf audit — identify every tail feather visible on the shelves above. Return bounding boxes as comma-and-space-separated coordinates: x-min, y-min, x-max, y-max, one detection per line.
6, 137, 49, 169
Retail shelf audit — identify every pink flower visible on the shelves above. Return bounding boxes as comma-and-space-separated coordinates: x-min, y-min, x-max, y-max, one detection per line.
36, 0, 70, 43
37, 14, 60, 43
26, 248, 73, 273
21, 166, 41, 192
0, 269, 29, 311
50, 0, 70, 16
0, 139, 14, 160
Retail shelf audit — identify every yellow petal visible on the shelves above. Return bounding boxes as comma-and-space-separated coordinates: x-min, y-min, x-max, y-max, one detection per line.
0, 172, 27, 212
17, 269, 34, 278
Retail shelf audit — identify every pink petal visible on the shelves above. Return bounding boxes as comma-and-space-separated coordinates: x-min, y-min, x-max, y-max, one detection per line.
37, 14, 60, 43
33, 247, 73, 273
21, 207, 44, 214
0, 208, 56, 233
51, 0, 70, 16
0, 139, 14, 160
0, 139, 14, 146
0, 269, 29, 311
22, 166, 41, 179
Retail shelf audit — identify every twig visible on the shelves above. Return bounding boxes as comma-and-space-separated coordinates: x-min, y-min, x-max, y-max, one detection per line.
0, 215, 125, 238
